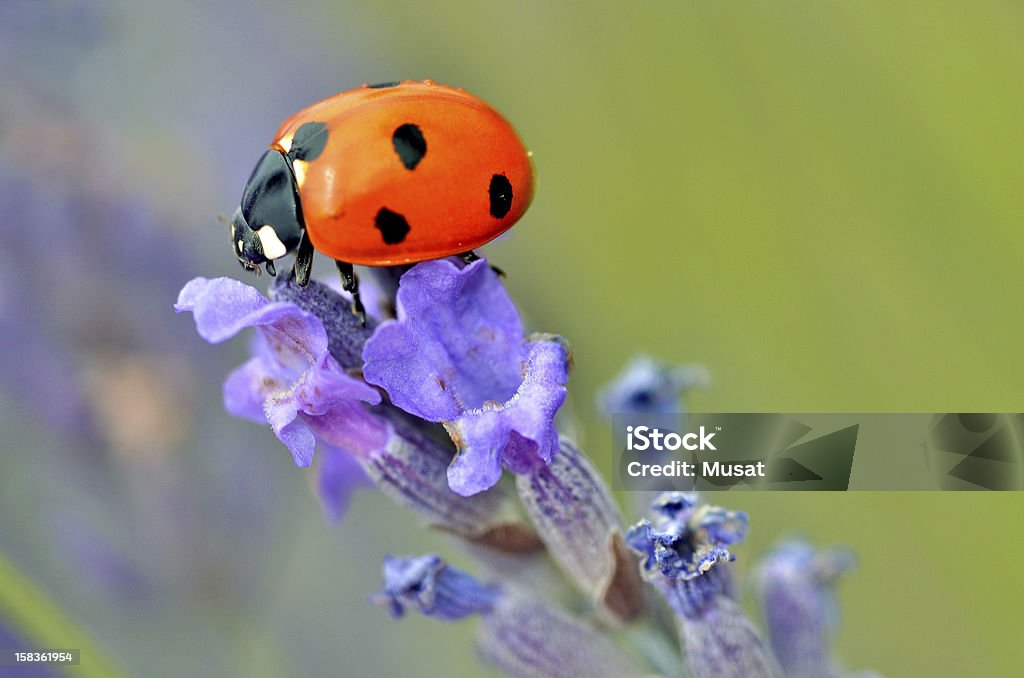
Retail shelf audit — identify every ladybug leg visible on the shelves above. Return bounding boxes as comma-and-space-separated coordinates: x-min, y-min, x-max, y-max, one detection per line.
457, 250, 505, 278
335, 260, 366, 325
292, 230, 315, 286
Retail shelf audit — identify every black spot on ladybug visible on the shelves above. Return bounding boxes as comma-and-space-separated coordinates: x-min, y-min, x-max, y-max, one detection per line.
289, 122, 328, 162
489, 174, 513, 218
375, 208, 411, 245
368, 81, 399, 89
392, 123, 427, 170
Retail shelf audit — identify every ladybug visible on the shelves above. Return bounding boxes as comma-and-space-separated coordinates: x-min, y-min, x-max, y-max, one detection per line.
230, 80, 535, 319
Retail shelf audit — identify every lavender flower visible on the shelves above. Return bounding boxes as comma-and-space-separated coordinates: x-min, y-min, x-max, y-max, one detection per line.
375, 554, 644, 677
178, 275, 540, 546
175, 276, 385, 468
358, 414, 540, 552
598, 355, 709, 415
597, 356, 710, 510
362, 258, 570, 496
627, 492, 779, 678
176, 261, 882, 676
376, 554, 500, 620
271, 275, 541, 549
755, 540, 876, 678
517, 438, 645, 622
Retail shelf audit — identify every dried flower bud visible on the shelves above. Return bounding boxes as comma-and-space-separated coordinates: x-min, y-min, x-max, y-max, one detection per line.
517, 438, 644, 621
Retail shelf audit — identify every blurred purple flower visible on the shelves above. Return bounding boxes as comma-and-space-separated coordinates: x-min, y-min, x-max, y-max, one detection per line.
0, 0, 104, 96
362, 259, 570, 496
375, 554, 643, 677
317, 445, 372, 523
0, 157, 201, 448
175, 276, 384, 468
598, 355, 709, 416
375, 554, 500, 620
755, 540, 877, 678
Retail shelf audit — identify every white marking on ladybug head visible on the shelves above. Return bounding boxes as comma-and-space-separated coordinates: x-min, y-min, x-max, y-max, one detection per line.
292, 159, 308, 189
236, 239, 244, 253
277, 133, 294, 154
256, 225, 287, 260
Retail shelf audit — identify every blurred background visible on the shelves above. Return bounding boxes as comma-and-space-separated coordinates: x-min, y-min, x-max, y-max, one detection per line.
1, 1, 1022, 676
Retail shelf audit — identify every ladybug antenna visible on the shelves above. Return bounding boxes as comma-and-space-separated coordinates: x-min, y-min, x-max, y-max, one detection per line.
217, 213, 231, 227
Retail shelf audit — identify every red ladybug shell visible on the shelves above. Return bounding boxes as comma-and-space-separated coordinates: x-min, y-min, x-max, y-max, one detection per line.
270, 80, 535, 266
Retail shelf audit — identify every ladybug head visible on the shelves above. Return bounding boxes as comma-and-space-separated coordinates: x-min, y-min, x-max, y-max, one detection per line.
230, 208, 272, 275
231, 150, 305, 276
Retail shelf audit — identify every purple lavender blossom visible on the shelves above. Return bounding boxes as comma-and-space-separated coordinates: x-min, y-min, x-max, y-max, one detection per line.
598, 355, 709, 415
358, 416, 539, 551
178, 275, 540, 544
375, 554, 644, 677
680, 596, 781, 678
175, 276, 385, 468
271, 275, 541, 549
627, 492, 747, 606
375, 554, 500, 620
627, 492, 778, 678
755, 540, 876, 678
176, 275, 381, 523
175, 270, 883, 677
170, 258, 884, 677
362, 258, 571, 496
516, 438, 645, 621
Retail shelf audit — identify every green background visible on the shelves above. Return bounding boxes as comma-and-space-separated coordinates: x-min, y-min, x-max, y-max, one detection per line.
2, 1, 1022, 676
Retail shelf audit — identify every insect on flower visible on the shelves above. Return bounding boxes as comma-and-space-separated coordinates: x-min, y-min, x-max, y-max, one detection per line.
228, 80, 535, 320
178, 73, 884, 678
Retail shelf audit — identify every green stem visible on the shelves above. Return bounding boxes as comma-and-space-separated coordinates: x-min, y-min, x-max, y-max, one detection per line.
0, 549, 128, 678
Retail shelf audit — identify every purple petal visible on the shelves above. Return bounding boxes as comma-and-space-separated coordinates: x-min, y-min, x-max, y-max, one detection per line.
264, 393, 314, 466
269, 277, 376, 369
446, 338, 570, 496
446, 433, 504, 498
317, 445, 370, 522
696, 506, 750, 546
359, 426, 538, 548
180, 276, 386, 468
222, 357, 278, 423
303, 401, 390, 458
296, 354, 381, 414
362, 259, 524, 421
374, 554, 499, 620
627, 493, 749, 618
176, 277, 313, 346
